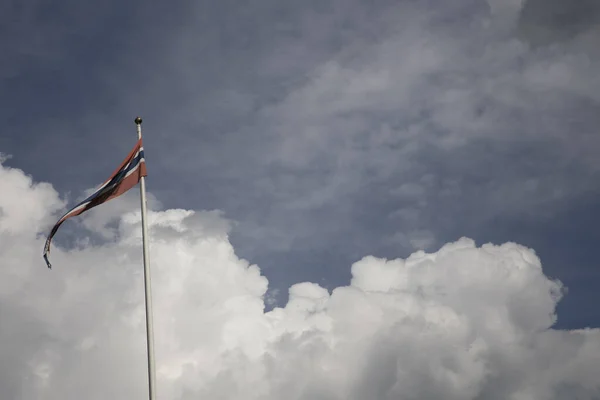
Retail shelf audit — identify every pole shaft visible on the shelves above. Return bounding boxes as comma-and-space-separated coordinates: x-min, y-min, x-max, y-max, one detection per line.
137, 119, 156, 400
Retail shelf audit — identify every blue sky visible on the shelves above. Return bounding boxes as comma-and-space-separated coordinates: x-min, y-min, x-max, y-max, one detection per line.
2, 0, 599, 333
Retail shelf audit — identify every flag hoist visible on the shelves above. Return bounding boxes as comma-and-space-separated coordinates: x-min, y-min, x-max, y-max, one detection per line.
42, 117, 157, 400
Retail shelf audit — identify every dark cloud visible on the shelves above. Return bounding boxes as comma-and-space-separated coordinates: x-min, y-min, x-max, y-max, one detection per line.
518, 0, 600, 45
1, 0, 599, 329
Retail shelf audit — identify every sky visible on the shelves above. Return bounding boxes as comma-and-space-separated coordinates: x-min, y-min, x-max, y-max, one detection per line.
1, 0, 600, 398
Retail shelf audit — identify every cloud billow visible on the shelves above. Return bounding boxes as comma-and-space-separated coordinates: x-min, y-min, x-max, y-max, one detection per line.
1, 159, 599, 399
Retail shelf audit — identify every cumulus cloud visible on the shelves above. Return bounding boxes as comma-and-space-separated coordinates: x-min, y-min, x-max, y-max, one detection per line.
2, 158, 600, 399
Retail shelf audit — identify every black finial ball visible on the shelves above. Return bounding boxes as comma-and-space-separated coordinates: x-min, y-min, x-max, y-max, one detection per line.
134, 116, 143, 125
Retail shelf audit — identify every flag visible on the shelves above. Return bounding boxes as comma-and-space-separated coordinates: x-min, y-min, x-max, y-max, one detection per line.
43, 138, 147, 269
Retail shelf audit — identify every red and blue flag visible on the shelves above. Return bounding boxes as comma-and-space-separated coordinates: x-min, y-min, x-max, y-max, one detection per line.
43, 138, 147, 268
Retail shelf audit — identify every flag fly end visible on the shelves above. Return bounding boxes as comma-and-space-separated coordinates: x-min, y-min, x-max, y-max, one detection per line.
42, 136, 146, 269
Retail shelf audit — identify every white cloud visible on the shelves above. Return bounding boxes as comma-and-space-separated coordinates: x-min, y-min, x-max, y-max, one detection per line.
1, 163, 600, 399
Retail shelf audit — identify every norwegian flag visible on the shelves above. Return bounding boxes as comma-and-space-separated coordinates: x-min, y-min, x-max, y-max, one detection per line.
43, 138, 147, 268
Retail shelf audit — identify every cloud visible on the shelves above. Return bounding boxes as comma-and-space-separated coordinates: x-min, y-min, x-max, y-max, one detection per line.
2, 158, 600, 399
333, 3, 595, 237
177, 0, 597, 264
518, 0, 600, 46
5, 0, 600, 281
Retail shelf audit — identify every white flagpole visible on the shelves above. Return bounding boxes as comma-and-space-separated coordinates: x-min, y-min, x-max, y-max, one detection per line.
135, 116, 156, 400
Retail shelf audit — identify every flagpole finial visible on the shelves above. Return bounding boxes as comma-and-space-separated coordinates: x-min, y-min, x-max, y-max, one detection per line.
135, 116, 143, 125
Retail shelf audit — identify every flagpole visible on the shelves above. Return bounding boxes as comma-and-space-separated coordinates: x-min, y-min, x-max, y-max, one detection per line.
135, 116, 156, 400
